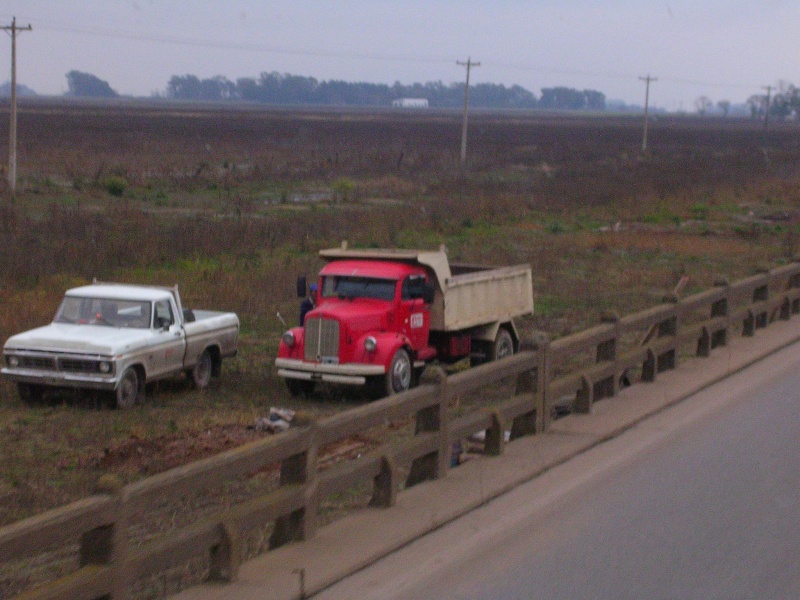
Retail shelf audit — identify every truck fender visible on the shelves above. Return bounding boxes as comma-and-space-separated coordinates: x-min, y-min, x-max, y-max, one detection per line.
277, 326, 306, 359
355, 332, 412, 369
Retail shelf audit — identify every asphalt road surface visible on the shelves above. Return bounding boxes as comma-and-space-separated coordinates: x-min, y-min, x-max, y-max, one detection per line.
314, 344, 800, 600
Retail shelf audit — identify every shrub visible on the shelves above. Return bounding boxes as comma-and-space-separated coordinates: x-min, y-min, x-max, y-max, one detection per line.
331, 177, 355, 202
105, 176, 128, 197
690, 203, 708, 220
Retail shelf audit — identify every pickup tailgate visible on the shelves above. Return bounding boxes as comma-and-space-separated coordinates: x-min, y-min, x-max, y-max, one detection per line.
183, 310, 239, 366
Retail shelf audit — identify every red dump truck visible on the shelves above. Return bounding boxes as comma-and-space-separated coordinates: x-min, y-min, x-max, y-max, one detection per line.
275, 243, 534, 398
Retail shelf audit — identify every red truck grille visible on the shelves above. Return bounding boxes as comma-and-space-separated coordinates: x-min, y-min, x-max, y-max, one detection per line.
304, 318, 339, 362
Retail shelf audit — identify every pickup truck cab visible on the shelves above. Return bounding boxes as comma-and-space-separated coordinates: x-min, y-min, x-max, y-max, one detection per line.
2, 282, 239, 408
276, 243, 533, 398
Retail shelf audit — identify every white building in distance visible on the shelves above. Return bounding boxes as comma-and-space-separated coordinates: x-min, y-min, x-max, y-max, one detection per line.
392, 98, 429, 108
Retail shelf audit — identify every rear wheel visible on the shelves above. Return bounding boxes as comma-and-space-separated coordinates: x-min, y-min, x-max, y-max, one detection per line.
192, 349, 213, 389
116, 367, 142, 409
385, 348, 412, 396
488, 328, 515, 361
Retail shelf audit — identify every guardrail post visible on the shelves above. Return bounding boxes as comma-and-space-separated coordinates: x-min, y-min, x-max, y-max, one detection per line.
790, 268, 800, 314
80, 479, 118, 569
510, 336, 546, 438
574, 374, 592, 414
742, 309, 755, 337
407, 366, 449, 487
89, 474, 129, 600
596, 312, 619, 400
483, 409, 505, 456
537, 334, 551, 432
209, 520, 239, 582
269, 425, 317, 549
753, 279, 769, 329
641, 348, 656, 382
711, 279, 729, 349
697, 326, 711, 357
369, 455, 397, 508
657, 300, 678, 372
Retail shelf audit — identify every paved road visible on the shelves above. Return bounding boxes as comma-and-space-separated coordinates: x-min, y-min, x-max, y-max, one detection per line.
314, 345, 800, 600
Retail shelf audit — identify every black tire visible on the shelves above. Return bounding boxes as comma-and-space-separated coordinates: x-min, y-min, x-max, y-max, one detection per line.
286, 379, 315, 397
487, 328, 515, 361
116, 367, 142, 409
192, 349, 213, 389
17, 383, 44, 403
385, 348, 412, 396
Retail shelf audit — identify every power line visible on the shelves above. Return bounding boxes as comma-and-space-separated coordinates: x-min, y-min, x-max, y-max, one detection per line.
27, 19, 456, 67
2, 15, 782, 101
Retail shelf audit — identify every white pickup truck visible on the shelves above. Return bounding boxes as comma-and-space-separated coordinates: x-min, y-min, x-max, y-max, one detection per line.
2, 282, 239, 408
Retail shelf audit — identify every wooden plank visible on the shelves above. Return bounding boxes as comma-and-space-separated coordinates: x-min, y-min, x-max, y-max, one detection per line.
679, 286, 726, 312
125, 428, 311, 510
449, 411, 493, 441
318, 454, 383, 497
14, 564, 111, 600
317, 384, 438, 447
0, 495, 115, 562
549, 323, 616, 359
447, 351, 535, 397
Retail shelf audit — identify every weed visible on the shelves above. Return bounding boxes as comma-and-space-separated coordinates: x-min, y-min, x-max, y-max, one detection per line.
105, 176, 128, 197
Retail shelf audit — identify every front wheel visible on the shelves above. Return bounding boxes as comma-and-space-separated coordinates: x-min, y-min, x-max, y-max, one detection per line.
17, 383, 44, 403
286, 379, 315, 397
385, 348, 412, 397
116, 367, 142, 409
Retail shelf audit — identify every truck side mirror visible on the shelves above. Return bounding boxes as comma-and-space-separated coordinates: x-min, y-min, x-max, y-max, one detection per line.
423, 283, 435, 304
296, 275, 307, 298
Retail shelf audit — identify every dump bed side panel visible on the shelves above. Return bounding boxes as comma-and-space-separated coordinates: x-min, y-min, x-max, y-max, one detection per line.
437, 264, 534, 331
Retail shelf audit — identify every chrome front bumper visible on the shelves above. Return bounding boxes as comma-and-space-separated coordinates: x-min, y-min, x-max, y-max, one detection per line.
275, 358, 385, 386
1, 367, 118, 391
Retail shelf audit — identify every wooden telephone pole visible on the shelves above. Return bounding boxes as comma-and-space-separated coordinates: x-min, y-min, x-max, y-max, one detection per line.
639, 74, 657, 152
2, 17, 32, 197
762, 85, 773, 146
457, 57, 480, 167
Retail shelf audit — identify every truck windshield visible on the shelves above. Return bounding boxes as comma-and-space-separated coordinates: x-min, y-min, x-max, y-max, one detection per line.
54, 296, 152, 329
321, 276, 397, 301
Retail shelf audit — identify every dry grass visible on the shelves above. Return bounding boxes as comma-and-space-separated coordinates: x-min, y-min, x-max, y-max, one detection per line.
1, 100, 800, 532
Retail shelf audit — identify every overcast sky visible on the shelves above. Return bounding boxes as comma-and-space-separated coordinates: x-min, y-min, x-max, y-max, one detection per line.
0, 1, 797, 110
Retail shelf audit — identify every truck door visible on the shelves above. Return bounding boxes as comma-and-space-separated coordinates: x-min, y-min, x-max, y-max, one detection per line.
399, 274, 431, 351
152, 298, 186, 377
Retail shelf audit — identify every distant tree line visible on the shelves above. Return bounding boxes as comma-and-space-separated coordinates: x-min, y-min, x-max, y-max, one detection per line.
66, 70, 118, 98
538, 87, 606, 111
56, 69, 609, 111
743, 83, 800, 119
164, 72, 607, 111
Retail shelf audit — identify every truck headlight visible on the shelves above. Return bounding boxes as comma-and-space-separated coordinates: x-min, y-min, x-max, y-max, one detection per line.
282, 331, 296, 347
364, 336, 377, 352
98, 361, 112, 373
7, 355, 19, 368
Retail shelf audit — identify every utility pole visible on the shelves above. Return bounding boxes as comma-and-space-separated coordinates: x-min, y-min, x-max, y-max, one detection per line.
639, 74, 657, 152
2, 17, 32, 198
762, 85, 773, 147
457, 57, 480, 167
